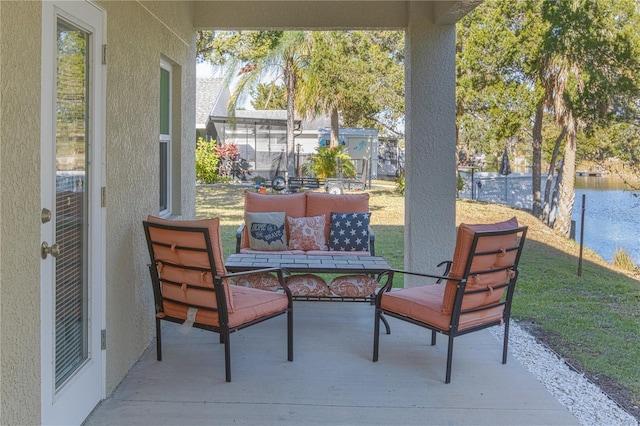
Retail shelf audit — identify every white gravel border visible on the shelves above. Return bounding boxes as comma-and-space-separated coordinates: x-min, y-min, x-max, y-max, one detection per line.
490, 321, 638, 426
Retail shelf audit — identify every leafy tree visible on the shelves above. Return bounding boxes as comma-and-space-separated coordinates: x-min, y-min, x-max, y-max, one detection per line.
537, 0, 640, 235
458, 0, 640, 237
197, 30, 405, 157
251, 83, 287, 110
197, 30, 312, 176
297, 31, 404, 146
456, 1, 535, 172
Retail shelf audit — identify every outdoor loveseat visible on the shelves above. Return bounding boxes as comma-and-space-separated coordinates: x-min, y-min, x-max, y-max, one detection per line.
234, 190, 378, 298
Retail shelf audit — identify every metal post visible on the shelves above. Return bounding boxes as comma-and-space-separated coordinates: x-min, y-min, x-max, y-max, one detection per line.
504, 175, 508, 205
471, 168, 475, 200
578, 194, 586, 277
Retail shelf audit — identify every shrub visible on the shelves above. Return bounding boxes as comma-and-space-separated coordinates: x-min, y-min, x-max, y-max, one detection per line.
305, 146, 357, 179
195, 138, 219, 184
396, 169, 405, 195
613, 248, 638, 273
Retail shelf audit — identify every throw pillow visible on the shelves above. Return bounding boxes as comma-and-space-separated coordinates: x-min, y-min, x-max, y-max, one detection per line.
245, 211, 288, 251
329, 275, 379, 297
285, 274, 331, 297
233, 272, 282, 292
328, 212, 371, 252
287, 215, 327, 251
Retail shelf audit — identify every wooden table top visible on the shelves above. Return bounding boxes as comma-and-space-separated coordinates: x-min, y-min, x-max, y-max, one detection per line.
225, 253, 392, 274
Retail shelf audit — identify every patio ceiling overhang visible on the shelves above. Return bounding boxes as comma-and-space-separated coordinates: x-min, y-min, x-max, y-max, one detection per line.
192, 1, 483, 30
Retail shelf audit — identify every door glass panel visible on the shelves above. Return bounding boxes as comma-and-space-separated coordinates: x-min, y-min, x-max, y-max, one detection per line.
55, 18, 89, 389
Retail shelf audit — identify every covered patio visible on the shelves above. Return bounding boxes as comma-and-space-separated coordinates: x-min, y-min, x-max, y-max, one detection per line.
84, 302, 578, 425
2, 1, 594, 424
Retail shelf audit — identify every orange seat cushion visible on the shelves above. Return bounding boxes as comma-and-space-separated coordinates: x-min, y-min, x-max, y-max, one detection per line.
380, 285, 504, 331
146, 216, 233, 312
442, 217, 519, 314
161, 285, 289, 328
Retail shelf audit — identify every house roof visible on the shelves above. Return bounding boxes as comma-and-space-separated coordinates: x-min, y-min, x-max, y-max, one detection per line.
196, 78, 225, 129
212, 109, 330, 130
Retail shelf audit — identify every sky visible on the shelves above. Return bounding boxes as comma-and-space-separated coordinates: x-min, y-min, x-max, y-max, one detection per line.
196, 62, 216, 78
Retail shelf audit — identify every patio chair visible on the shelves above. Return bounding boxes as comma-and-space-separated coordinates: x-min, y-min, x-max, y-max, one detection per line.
373, 218, 527, 383
143, 216, 293, 382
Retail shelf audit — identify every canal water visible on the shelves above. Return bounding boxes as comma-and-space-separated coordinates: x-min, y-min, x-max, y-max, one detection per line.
573, 176, 640, 265
459, 171, 640, 266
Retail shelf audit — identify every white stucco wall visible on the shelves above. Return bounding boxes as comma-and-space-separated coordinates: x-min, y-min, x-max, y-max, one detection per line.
0, 2, 44, 424
1, 1, 196, 423
96, 0, 196, 394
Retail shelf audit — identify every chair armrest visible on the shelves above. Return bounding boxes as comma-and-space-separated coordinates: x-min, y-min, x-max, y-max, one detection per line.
376, 268, 462, 296
435, 261, 453, 283
235, 223, 246, 253
368, 226, 375, 256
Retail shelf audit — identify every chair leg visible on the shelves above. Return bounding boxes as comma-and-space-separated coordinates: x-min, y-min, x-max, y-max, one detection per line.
287, 307, 294, 362
431, 330, 437, 346
156, 318, 162, 361
373, 309, 381, 362
223, 329, 231, 382
502, 320, 510, 364
445, 335, 455, 384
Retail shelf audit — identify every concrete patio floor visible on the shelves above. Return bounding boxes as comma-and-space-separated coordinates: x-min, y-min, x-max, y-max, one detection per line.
84, 302, 578, 425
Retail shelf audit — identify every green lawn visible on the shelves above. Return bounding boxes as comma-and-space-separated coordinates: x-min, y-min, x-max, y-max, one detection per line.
196, 184, 640, 417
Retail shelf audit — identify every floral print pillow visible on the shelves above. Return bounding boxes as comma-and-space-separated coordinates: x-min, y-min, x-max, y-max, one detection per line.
329, 275, 378, 297
287, 215, 327, 251
232, 272, 282, 292
285, 274, 330, 297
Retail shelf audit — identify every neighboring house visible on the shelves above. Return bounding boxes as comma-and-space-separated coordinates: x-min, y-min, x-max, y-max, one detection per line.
0, 1, 481, 424
197, 79, 379, 179
197, 78, 332, 178
196, 77, 228, 141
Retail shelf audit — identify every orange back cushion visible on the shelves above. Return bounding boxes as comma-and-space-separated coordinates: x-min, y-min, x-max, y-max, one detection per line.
305, 192, 370, 241
442, 217, 519, 314
146, 216, 233, 312
242, 191, 307, 249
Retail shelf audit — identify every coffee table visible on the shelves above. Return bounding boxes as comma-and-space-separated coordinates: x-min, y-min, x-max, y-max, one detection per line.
224, 253, 391, 275
225, 253, 392, 333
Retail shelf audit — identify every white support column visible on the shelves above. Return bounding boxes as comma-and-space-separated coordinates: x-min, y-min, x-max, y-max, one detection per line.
404, 4, 457, 286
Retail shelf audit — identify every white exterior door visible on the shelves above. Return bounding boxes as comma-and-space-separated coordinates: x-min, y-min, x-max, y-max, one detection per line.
40, 1, 105, 424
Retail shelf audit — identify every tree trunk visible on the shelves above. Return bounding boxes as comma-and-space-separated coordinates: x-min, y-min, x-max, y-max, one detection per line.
330, 106, 339, 148
285, 66, 296, 178
531, 99, 544, 218
542, 128, 566, 225
548, 162, 562, 226
553, 119, 577, 237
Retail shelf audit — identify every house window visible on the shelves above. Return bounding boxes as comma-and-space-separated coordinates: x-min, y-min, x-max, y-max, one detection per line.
159, 60, 172, 214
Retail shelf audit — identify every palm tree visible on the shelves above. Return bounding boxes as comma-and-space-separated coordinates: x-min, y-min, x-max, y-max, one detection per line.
197, 30, 313, 177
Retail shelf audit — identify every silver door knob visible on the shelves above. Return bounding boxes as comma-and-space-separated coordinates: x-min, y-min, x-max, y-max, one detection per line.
41, 208, 52, 224
41, 241, 60, 259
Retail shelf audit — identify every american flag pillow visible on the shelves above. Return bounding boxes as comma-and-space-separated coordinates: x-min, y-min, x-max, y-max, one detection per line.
328, 212, 371, 252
